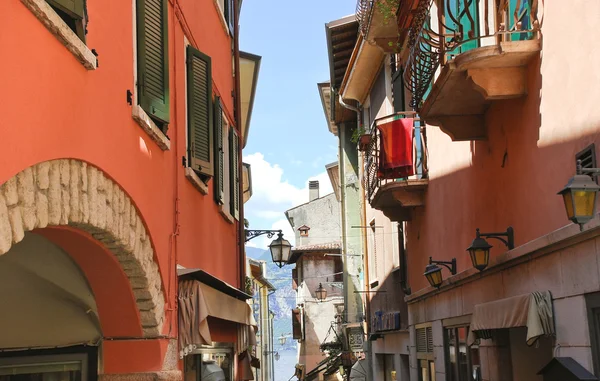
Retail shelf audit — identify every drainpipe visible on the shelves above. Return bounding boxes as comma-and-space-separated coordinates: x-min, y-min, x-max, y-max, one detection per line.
233, 0, 245, 291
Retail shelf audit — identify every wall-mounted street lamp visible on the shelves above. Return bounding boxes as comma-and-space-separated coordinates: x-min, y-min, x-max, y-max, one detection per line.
424, 257, 456, 288
278, 335, 287, 346
315, 283, 327, 302
245, 229, 292, 268
467, 227, 514, 271
274, 352, 280, 361
558, 160, 600, 230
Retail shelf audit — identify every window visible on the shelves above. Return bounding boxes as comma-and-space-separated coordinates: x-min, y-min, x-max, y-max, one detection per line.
216, 0, 234, 34
137, 0, 169, 129
334, 258, 343, 282
229, 127, 240, 220
577, 144, 598, 184
298, 225, 310, 237
292, 308, 302, 340
416, 325, 435, 381
186, 46, 213, 177
444, 326, 480, 381
184, 347, 234, 381
46, 0, 86, 41
586, 292, 600, 375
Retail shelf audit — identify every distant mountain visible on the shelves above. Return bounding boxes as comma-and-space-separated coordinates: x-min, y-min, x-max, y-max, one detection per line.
246, 247, 297, 352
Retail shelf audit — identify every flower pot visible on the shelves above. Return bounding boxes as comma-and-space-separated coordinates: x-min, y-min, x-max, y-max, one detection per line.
358, 134, 372, 151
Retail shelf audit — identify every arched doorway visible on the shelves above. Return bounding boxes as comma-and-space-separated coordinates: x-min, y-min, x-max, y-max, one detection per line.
0, 160, 173, 378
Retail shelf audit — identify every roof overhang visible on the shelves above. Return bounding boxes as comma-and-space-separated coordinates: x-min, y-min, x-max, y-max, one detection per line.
325, 161, 340, 202
287, 243, 342, 264
325, 14, 360, 125
178, 268, 252, 300
317, 82, 338, 136
248, 259, 276, 291
239, 51, 261, 148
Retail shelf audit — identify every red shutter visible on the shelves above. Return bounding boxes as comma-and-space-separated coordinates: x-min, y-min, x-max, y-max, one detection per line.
292, 308, 302, 340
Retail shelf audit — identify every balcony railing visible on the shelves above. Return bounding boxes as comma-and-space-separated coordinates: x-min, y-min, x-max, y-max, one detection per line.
356, 0, 401, 51
363, 111, 428, 204
356, 0, 374, 38
404, 0, 540, 108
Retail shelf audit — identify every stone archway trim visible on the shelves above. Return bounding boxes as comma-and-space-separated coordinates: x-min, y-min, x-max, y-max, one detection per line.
0, 159, 165, 337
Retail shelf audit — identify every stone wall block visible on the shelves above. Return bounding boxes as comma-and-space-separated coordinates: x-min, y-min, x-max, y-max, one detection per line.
121, 260, 145, 277
105, 181, 113, 206
48, 162, 62, 225
60, 187, 70, 225
130, 276, 150, 289
59, 160, 70, 186
3, 177, 19, 206
143, 326, 161, 337
97, 192, 106, 230
36, 191, 49, 228
0, 194, 13, 254
123, 196, 131, 231
105, 204, 113, 235
9, 207, 24, 243
97, 172, 105, 191
88, 166, 98, 226
18, 167, 37, 230
80, 162, 88, 191
36, 162, 50, 190
80, 192, 89, 224
136, 298, 156, 311
130, 203, 137, 227
69, 160, 81, 222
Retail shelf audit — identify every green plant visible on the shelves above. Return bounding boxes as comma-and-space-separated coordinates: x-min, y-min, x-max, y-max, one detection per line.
245, 276, 253, 295
375, 0, 399, 25
350, 125, 368, 144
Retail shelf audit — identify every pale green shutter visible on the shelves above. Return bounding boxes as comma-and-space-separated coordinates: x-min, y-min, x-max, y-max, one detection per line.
186, 46, 213, 176
214, 97, 225, 204
229, 128, 240, 219
137, 0, 170, 124
46, 0, 86, 41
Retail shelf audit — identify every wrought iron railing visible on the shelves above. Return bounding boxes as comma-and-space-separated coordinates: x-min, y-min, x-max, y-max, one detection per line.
356, 0, 374, 38
403, 0, 540, 108
363, 112, 428, 203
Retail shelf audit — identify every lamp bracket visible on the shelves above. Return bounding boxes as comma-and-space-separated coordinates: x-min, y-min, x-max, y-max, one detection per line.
477, 226, 515, 250
577, 159, 600, 175
245, 229, 282, 242
429, 257, 457, 275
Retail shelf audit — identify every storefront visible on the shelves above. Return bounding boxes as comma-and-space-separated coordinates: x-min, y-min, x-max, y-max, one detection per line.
178, 269, 257, 381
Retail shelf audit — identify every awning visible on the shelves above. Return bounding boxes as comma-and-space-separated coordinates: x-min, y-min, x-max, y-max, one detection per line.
467, 291, 555, 346
178, 279, 257, 358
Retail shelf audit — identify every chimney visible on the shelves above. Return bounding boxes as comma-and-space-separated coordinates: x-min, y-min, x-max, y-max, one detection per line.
309, 180, 320, 201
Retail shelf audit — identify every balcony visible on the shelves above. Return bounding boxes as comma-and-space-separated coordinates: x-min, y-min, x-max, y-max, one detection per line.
363, 112, 428, 221
356, 0, 401, 52
403, 0, 541, 141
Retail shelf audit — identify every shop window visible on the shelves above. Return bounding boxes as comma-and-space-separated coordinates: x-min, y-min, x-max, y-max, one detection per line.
444, 326, 481, 381
184, 346, 234, 381
586, 292, 600, 375
0, 346, 96, 381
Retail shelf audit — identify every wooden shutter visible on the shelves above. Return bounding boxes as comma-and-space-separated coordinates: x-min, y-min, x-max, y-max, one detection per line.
47, 0, 84, 19
137, 0, 170, 124
392, 68, 405, 112
229, 127, 240, 219
214, 97, 225, 204
292, 309, 302, 340
291, 268, 298, 290
416, 327, 428, 353
224, 0, 234, 34
186, 46, 213, 176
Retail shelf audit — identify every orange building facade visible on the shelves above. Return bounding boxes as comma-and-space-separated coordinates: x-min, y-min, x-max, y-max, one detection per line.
0, 0, 259, 380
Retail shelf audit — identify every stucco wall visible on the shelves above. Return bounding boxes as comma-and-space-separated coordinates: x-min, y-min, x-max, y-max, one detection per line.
287, 192, 340, 247
406, 0, 600, 293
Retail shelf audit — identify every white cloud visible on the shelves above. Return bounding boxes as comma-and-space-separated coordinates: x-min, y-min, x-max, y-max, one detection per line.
256, 210, 286, 219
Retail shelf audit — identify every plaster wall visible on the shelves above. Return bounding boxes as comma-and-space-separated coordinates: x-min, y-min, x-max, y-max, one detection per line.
286, 192, 340, 247
406, 0, 600, 294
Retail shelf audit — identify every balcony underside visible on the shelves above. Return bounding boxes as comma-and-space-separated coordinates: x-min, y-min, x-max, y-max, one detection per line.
421, 40, 541, 141
367, 7, 400, 52
371, 179, 428, 222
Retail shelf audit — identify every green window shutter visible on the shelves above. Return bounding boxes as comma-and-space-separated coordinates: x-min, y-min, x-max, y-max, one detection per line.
47, 0, 84, 19
392, 67, 405, 112
214, 97, 225, 204
137, 0, 170, 124
229, 127, 240, 220
186, 46, 213, 176
224, 0, 234, 34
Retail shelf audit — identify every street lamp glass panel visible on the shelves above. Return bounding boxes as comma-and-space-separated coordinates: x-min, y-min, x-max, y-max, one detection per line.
269, 235, 292, 268
315, 283, 327, 301
424, 264, 443, 288
467, 236, 492, 272
279, 335, 286, 345
558, 174, 600, 227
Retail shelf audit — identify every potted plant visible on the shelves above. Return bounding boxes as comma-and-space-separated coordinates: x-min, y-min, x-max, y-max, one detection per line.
352, 125, 372, 151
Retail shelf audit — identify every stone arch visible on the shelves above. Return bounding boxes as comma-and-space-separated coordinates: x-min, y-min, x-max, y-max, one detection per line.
0, 159, 164, 337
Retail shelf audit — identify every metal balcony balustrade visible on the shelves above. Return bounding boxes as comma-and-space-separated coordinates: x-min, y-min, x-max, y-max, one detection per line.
404, 0, 540, 110
363, 111, 428, 221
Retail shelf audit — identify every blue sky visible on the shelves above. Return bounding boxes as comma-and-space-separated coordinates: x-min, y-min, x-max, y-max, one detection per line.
240, 1, 355, 248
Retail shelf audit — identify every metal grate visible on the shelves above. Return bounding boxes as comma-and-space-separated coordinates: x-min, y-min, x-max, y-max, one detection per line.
416, 327, 428, 352
576, 144, 597, 183
426, 326, 433, 352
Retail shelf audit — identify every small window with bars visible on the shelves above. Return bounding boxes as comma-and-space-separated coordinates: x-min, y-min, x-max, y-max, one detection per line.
416, 326, 433, 354
576, 144, 598, 184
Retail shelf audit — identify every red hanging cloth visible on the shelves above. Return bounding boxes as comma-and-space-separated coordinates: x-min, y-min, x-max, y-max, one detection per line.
377, 118, 414, 179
